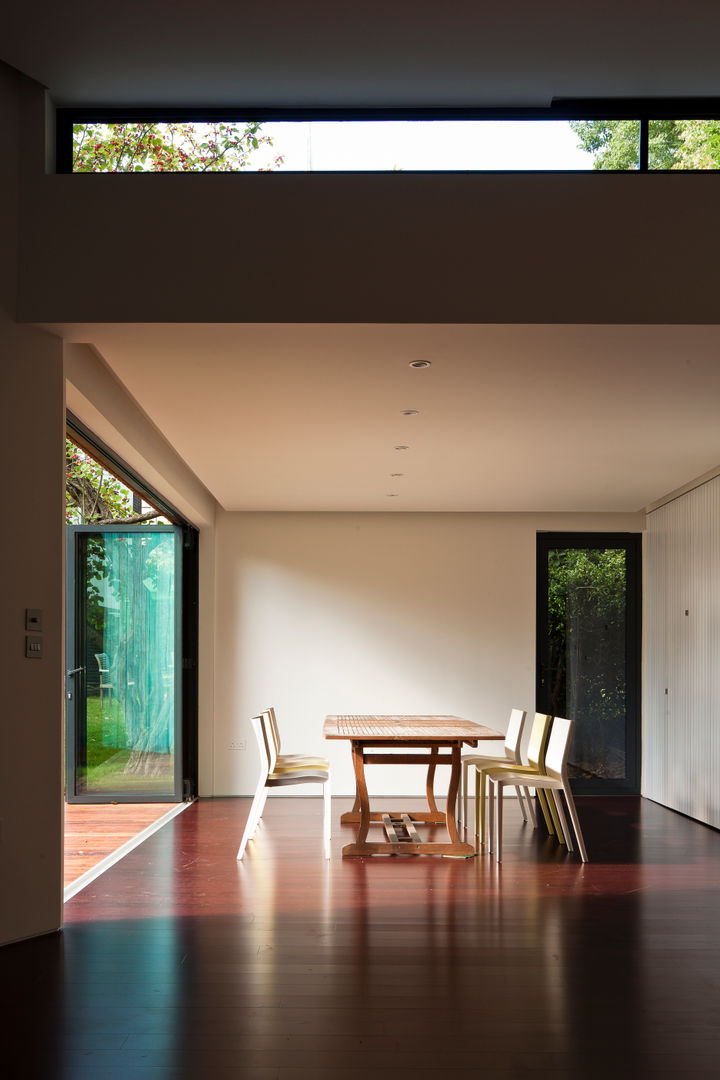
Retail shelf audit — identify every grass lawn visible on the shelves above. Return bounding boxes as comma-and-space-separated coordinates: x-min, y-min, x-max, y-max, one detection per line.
78, 695, 174, 794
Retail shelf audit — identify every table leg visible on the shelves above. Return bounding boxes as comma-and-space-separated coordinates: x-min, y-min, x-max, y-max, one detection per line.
340, 738, 475, 857
445, 744, 461, 845
426, 746, 440, 815
351, 741, 370, 845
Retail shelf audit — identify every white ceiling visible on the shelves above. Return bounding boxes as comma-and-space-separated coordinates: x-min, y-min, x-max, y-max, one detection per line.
12, 5, 720, 514
53, 323, 720, 512
3, 2, 720, 108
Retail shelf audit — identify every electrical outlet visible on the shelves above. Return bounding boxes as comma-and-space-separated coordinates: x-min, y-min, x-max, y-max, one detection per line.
229, 740, 247, 750
25, 635, 43, 659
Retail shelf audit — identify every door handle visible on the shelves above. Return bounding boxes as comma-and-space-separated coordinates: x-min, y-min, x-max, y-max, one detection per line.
66, 667, 85, 676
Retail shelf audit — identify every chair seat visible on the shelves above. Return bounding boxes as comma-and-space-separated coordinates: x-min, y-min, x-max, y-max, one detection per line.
276, 753, 330, 769
268, 770, 329, 786
273, 756, 329, 773
485, 767, 557, 786
462, 752, 514, 768
269, 764, 329, 779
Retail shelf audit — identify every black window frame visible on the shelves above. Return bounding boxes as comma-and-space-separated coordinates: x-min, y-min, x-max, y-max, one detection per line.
57, 98, 720, 174
66, 413, 198, 800
536, 531, 642, 796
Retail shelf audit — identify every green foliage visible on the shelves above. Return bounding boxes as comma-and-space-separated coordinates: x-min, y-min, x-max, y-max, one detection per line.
675, 119, 720, 169
548, 548, 626, 630
569, 120, 644, 170
570, 118, 720, 170
648, 120, 685, 169
72, 121, 283, 172
547, 549, 627, 779
66, 440, 167, 637
66, 440, 133, 524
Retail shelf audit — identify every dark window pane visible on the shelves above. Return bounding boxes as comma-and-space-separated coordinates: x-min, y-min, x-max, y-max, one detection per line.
546, 548, 627, 781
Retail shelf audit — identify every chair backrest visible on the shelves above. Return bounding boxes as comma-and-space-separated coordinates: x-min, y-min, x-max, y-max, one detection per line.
251, 713, 277, 777
527, 712, 553, 770
503, 708, 527, 760
266, 707, 281, 756
544, 715, 574, 781
95, 652, 110, 672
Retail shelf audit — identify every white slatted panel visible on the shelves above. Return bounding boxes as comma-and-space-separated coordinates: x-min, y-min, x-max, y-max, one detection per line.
644, 476, 720, 828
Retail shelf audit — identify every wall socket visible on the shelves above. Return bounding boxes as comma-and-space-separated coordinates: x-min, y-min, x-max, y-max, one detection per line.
229, 740, 247, 751
25, 635, 43, 659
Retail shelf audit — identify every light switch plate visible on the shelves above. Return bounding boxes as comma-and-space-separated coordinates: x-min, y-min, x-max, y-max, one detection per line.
25, 635, 43, 659
25, 608, 43, 632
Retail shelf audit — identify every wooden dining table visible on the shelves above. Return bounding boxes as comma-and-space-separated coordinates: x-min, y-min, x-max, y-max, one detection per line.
323, 714, 503, 857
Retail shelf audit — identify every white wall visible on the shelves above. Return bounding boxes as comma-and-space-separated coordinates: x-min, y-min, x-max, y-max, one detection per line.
214, 510, 643, 797
64, 343, 219, 795
0, 64, 65, 945
644, 478, 720, 828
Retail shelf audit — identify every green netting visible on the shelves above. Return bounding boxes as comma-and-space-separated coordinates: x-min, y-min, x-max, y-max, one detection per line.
83, 530, 177, 792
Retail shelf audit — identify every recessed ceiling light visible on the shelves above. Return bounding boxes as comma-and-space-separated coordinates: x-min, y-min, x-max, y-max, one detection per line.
394, 445, 409, 451
401, 409, 419, 416
409, 360, 431, 369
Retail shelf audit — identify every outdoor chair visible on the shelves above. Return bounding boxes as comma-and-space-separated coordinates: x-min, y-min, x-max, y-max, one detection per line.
94, 652, 113, 706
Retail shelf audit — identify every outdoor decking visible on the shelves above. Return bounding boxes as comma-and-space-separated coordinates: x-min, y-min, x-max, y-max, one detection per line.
64, 801, 179, 888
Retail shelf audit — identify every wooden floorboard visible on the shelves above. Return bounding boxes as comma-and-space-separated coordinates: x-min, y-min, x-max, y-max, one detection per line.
4, 796, 720, 1078
64, 801, 179, 888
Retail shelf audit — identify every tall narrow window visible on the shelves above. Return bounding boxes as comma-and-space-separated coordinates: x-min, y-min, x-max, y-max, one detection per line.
536, 533, 641, 795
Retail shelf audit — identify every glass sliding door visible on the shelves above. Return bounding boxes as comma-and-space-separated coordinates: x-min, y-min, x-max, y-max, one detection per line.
66, 525, 183, 802
536, 533, 641, 795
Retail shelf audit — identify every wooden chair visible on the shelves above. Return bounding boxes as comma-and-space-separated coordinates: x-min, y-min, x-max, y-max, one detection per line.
472, 712, 558, 849
237, 711, 331, 860
458, 707, 532, 833
487, 715, 588, 863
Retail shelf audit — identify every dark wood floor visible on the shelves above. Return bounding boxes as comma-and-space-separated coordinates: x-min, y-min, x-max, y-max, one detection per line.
3, 796, 720, 1078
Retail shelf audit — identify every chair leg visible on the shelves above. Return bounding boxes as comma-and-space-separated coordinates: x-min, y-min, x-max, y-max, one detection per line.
517, 785, 529, 822
536, 788, 557, 837
323, 776, 332, 859
496, 780, 504, 863
237, 779, 268, 860
251, 789, 269, 837
477, 769, 489, 848
544, 787, 567, 844
561, 786, 589, 862
519, 786, 537, 827
461, 760, 468, 829
488, 776, 496, 855
550, 789, 572, 851
472, 768, 483, 842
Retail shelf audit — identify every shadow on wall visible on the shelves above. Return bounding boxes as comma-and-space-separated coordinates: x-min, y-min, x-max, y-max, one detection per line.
214, 513, 536, 795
